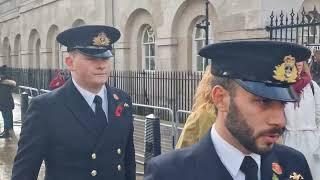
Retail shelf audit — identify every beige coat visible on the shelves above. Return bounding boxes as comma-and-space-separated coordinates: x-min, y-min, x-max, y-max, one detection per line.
176, 106, 216, 149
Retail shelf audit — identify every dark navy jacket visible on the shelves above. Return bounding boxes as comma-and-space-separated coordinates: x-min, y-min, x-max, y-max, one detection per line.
0, 80, 14, 111
144, 131, 313, 180
12, 80, 136, 180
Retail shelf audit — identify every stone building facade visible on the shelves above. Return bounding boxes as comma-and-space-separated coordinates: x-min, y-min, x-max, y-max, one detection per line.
0, 0, 319, 71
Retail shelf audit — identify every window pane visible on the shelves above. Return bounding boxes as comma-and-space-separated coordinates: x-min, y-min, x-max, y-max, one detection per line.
193, 18, 213, 71
197, 56, 204, 71
150, 44, 155, 56
200, 29, 205, 38
143, 29, 149, 43
142, 25, 155, 70
148, 28, 154, 42
145, 45, 149, 56
145, 57, 150, 70
150, 57, 155, 70
195, 28, 201, 38
197, 40, 203, 50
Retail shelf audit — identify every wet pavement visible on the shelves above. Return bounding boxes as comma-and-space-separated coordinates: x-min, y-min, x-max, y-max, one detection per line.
0, 94, 143, 180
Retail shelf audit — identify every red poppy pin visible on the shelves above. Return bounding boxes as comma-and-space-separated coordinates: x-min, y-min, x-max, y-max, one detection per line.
272, 162, 283, 175
115, 104, 124, 117
272, 162, 283, 180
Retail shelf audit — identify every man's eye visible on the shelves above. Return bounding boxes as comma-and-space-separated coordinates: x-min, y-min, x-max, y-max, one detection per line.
258, 98, 272, 104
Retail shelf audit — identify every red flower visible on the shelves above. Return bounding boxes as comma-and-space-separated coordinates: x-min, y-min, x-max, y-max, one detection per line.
115, 105, 124, 117
272, 162, 283, 175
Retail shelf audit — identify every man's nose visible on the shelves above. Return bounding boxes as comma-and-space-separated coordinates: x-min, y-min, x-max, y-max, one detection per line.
268, 103, 286, 128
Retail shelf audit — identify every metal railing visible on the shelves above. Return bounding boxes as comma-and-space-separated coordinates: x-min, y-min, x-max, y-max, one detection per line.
133, 103, 177, 149
18, 86, 39, 98
39, 89, 51, 94
8, 68, 204, 121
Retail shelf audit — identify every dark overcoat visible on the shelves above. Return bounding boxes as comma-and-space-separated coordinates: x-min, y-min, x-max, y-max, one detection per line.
12, 80, 136, 180
0, 80, 15, 111
144, 131, 313, 180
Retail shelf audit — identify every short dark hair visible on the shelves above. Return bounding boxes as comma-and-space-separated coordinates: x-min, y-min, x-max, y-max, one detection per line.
211, 76, 239, 113
211, 76, 237, 97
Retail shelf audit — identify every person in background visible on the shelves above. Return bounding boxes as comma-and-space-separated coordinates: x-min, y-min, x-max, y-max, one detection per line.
283, 61, 320, 180
176, 65, 216, 149
144, 41, 313, 180
0, 65, 16, 138
12, 25, 136, 180
49, 69, 66, 90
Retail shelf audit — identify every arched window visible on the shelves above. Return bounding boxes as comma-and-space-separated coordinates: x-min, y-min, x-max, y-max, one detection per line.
192, 19, 212, 71
142, 25, 155, 70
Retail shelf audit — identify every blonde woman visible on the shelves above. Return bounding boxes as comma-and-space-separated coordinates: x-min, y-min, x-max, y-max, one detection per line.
176, 65, 216, 149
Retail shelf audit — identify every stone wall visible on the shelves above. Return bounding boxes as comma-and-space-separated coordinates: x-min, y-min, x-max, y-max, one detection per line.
0, 0, 317, 70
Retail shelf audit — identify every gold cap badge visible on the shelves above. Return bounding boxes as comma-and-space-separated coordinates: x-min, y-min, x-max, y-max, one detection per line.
273, 55, 297, 83
92, 32, 110, 46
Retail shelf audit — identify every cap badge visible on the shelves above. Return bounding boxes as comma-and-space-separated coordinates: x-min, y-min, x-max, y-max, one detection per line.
93, 32, 110, 46
273, 55, 297, 83
289, 172, 304, 180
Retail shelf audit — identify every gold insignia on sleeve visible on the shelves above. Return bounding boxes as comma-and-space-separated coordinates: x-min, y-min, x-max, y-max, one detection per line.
289, 172, 304, 180
273, 55, 298, 83
92, 32, 110, 46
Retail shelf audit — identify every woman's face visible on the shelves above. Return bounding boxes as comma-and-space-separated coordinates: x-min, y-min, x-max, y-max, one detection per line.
296, 62, 304, 75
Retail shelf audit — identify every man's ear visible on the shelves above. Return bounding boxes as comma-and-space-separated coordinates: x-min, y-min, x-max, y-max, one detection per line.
211, 85, 230, 112
65, 54, 75, 71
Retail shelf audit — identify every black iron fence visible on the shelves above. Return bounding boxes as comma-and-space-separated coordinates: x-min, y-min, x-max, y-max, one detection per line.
7, 68, 204, 122
266, 7, 320, 44
266, 6, 320, 83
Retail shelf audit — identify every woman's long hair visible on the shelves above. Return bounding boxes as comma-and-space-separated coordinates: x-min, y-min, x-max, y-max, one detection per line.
191, 65, 215, 115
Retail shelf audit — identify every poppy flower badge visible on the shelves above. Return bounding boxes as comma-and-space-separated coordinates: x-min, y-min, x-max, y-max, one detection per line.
113, 93, 130, 117
272, 162, 283, 180
115, 104, 124, 117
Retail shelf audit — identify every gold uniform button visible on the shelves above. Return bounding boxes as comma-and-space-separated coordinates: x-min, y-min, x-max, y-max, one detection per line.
117, 148, 121, 155
117, 165, 121, 171
91, 170, 97, 176
91, 153, 97, 160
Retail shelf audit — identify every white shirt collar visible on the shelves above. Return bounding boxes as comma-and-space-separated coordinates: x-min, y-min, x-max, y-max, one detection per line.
72, 78, 106, 111
211, 124, 261, 179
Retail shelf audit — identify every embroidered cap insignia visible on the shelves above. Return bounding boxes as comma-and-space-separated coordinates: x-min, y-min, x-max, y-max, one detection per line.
273, 55, 298, 83
92, 32, 110, 46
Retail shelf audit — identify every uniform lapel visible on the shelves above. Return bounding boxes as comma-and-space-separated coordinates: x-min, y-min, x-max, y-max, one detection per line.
94, 85, 123, 150
106, 85, 116, 126
62, 80, 98, 137
195, 132, 233, 180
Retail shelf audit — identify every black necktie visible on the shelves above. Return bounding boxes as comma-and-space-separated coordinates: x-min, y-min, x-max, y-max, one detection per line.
240, 156, 258, 180
93, 95, 107, 135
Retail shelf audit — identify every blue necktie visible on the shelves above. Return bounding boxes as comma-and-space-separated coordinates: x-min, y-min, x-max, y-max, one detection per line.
240, 156, 258, 180
93, 95, 107, 135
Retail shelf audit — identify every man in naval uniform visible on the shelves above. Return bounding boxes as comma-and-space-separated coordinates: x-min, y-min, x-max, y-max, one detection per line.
144, 41, 313, 180
12, 25, 136, 180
